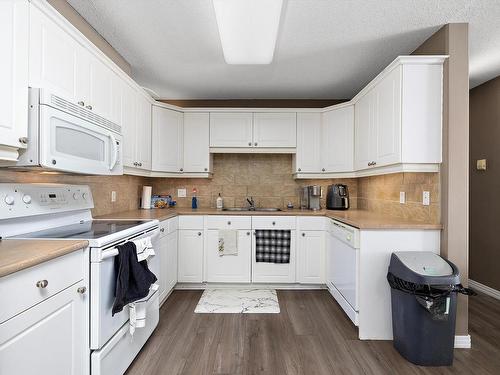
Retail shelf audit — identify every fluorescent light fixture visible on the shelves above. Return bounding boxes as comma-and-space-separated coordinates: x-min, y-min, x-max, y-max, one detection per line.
213, 0, 283, 64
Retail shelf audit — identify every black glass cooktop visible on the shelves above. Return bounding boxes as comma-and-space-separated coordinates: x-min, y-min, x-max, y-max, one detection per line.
13, 220, 149, 240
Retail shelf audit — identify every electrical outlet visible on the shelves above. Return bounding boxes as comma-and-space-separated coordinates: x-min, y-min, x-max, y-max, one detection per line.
399, 192, 406, 204
178, 188, 187, 198
422, 191, 430, 206
111, 191, 117, 202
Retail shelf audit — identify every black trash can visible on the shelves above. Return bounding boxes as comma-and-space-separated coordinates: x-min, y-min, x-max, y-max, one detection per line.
387, 251, 473, 366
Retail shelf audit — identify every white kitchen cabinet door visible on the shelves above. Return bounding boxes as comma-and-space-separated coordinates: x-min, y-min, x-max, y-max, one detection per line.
136, 95, 152, 170
253, 113, 297, 148
209, 112, 253, 147
183, 112, 210, 173
88, 55, 114, 120
0, 281, 87, 375
178, 230, 203, 283
326, 230, 335, 289
354, 90, 375, 170
29, 5, 80, 103
152, 106, 183, 172
165, 231, 178, 294
295, 113, 322, 173
0, 0, 28, 157
206, 229, 252, 282
374, 66, 401, 167
297, 230, 325, 284
322, 106, 354, 172
121, 83, 137, 168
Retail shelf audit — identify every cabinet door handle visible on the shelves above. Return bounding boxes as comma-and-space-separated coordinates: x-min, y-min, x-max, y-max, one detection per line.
367, 162, 372, 166
78, 101, 85, 106
19, 137, 28, 144
248, 142, 252, 146
139, 162, 143, 167
246, 232, 250, 236
298, 168, 301, 172
322, 168, 325, 172
227, 221, 231, 225
180, 168, 183, 172
197, 232, 202, 236
204, 168, 208, 171
160, 228, 165, 233
254, 142, 258, 146
77, 286, 87, 294
272, 221, 276, 226
302, 232, 306, 237
36, 280, 48, 288
372, 161, 377, 166
85, 105, 92, 110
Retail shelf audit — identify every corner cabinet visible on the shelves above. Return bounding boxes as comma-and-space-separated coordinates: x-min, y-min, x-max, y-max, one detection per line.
0, 0, 29, 160
152, 106, 184, 173
354, 57, 445, 173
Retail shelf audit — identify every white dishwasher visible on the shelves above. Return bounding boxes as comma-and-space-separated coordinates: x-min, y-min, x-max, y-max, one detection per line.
326, 219, 360, 325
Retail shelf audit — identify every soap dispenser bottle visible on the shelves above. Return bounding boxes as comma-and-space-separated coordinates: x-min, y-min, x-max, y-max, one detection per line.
191, 188, 198, 209
216, 193, 223, 210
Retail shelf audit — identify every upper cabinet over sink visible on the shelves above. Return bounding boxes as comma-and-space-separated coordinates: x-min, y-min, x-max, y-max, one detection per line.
210, 112, 297, 152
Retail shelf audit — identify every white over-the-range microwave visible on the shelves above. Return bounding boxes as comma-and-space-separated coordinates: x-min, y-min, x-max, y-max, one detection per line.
7, 88, 123, 175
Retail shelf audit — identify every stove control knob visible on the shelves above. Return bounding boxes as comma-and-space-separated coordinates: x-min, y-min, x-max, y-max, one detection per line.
82, 193, 88, 200
22, 195, 32, 204
73, 193, 80, 200
4, 195, 15, 205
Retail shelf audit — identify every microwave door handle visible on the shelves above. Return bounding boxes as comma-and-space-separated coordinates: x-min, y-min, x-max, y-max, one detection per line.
109, 133, 118, 170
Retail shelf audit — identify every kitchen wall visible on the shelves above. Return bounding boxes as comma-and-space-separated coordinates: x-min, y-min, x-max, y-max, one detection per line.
469, 75, 500, 291
357, 173, 440, 223
149, 154, 358, 209
0, 170, 146, 217
412, 23, 470, 337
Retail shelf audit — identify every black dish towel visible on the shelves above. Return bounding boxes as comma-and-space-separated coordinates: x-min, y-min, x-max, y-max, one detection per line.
112, 241, 157, 316
255, 229, 291, 263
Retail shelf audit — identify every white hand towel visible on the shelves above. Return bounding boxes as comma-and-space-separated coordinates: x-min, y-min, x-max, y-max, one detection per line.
218, 230, 238, 256
128, 283, 159, 335
133, 237, 155, 262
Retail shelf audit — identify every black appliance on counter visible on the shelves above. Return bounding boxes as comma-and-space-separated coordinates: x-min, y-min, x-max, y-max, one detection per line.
326, 184, 349, 210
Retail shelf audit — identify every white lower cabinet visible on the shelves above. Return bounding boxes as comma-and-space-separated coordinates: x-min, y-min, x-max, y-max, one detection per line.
205, 229, 252, 282
158, 218, 178, 304
0, 280, 87, 375
297, 230, 325, 284
178, 229, 204, 283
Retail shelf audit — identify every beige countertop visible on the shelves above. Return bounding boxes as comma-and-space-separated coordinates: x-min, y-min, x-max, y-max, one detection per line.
0, 239, 88, 278
97, 208, 442, 230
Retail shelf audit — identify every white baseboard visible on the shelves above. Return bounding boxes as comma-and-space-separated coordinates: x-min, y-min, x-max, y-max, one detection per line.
454, 335, 471, 349
175, 282, 326, 290
469, 279, 500, 300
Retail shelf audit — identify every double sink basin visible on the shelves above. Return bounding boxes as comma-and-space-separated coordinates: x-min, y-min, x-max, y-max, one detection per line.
222, 207, 282, 212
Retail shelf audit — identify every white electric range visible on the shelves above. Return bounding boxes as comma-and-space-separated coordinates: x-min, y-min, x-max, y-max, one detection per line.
0, 183, 160, 375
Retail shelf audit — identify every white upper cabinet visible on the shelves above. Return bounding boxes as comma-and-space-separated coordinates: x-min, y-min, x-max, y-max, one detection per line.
121, 83, 137, 168
210, 112, 297, 149
354, 58, 444, 171
183, 112, 211, 173
295, 113, 322, 173
253, 113, 296, 148
0, 0, 29, 159
322, 106, 354, 172
210, 112, 253, 147
152, 106, 183, 172
136, 95, 152, 170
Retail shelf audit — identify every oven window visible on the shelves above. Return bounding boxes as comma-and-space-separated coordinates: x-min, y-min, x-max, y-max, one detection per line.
55, 124, 105, 161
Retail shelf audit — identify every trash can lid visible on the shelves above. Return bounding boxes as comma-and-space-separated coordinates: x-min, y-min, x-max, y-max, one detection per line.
393, 251, 453, 276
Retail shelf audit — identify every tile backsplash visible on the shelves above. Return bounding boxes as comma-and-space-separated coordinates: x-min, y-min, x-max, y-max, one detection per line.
0, 155, 440, 223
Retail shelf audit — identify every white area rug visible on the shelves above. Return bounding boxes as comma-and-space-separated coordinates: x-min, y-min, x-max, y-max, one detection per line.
194, 289, 280, 314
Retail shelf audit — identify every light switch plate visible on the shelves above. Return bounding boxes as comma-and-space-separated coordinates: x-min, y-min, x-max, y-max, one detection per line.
423, 191, 430, 206
178, 188, 187, 198
111, 191, 116, 202
399, 192, 406, 204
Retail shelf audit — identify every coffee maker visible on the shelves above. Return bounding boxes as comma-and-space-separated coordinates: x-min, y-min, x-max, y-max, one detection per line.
326, 184, 349, 210
300, 185, 322, 210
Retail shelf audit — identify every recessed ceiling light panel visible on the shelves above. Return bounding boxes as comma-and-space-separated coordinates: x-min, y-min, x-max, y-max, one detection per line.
213, 0, 283, 64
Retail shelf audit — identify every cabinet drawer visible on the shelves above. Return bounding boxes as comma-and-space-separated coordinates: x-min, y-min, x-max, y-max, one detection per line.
0, 249, 84, 323
297, 216, 328, 231
252, 216, 296, 230
205, 216, 251, 230
159, 217, 178, 237
178, 215, 204, 229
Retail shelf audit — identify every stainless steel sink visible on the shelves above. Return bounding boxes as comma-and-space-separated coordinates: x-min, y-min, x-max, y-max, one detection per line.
222, 207, 282, 212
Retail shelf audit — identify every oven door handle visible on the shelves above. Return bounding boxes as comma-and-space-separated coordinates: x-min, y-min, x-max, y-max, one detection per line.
109, 133, 118, 171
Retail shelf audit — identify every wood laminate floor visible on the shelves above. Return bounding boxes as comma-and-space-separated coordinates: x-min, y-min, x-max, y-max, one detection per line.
126, 290, 500, 375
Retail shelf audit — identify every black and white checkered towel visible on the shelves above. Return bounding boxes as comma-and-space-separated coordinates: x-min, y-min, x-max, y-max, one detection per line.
255, 230, 291, 264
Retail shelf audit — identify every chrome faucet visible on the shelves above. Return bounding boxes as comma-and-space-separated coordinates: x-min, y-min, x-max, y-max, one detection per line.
246, 197, 255, 210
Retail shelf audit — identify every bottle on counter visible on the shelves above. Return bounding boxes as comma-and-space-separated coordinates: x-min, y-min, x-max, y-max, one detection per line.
216, 193, 223, 210
192, 188, 198, 209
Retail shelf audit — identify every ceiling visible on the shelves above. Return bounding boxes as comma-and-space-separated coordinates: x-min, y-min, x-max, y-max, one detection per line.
68, 0, 500, 100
